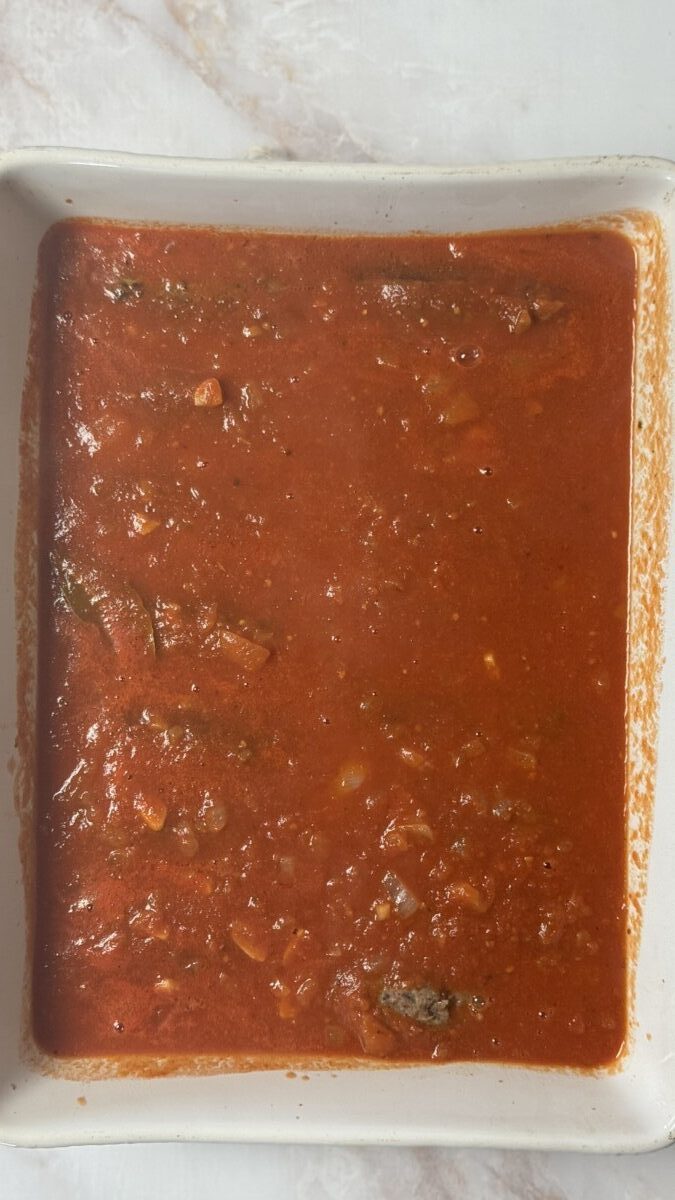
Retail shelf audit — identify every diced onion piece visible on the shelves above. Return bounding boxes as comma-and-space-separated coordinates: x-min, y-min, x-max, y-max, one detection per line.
136, 479, 156, 500
455, 737, 486, 767
173, 821, 199, 859
401, 819, 435, 843
276, 986, 298, 1019
130, 903, 170, 941
195, 792, 228, 834
383, 870, 421, 918
447, 880, 491, 913
212, 625, 271, 671
204, 800, 228, 833
380, 822, 409, 852
57, 569, 96, 623
398, 746, 430, 771
491, 796, 514, 821
135, 794, 167, 832
510, 308, 532, 335
154, 976, 178, 993
193, 377, 223, 407
335, 760, 367, 794
341, 995, 397, 1057
381, 816, 435, 851
230, 920, 270, 962
438, 390, 479, 428
140, 708, 170, 732
282, 928, 309, 965
531, 296, 565, 322
130, 512, 161, 537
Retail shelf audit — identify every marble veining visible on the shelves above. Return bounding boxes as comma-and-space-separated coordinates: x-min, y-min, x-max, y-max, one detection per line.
2, 0, 675, 1195
2, 0, 675, 165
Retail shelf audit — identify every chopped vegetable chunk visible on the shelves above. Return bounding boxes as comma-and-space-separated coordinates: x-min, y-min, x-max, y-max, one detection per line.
209, 624, 271, 671
193, 377, 223, 407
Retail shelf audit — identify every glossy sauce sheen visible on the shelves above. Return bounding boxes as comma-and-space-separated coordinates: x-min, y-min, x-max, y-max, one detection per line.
33, 221, 635, 1067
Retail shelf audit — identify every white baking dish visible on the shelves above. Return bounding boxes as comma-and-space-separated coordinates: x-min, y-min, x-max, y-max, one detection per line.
0, 149, 674, 1151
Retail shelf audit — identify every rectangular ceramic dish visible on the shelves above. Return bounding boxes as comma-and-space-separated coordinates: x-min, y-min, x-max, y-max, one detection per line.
0, 149, 673, 1150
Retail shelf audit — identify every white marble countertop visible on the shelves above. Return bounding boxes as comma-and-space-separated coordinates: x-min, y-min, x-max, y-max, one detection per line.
2, 1, 675, 1196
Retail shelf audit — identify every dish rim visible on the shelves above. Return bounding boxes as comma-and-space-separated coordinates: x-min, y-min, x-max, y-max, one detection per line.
1, 146, 674, 1151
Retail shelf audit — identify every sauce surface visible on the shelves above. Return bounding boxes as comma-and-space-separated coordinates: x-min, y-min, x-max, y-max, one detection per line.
32, 221, 635, 1067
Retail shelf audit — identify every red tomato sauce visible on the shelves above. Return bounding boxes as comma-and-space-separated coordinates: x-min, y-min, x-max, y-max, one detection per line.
31, 220, 635, 1067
